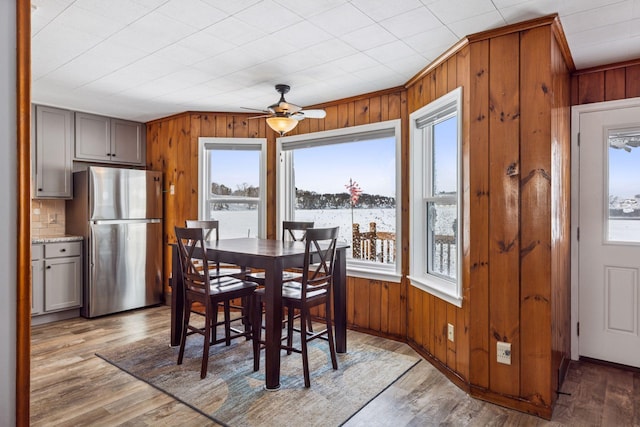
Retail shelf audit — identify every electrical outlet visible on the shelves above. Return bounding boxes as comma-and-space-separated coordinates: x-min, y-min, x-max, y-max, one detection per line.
169, 184, 175, 195
48, 213, 57, 224
497, 341, 511, 365
447, 323, 454, 342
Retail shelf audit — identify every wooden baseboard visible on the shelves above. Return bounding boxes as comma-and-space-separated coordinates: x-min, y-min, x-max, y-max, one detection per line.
469, 386, 553, 420
406, 339, 553, 420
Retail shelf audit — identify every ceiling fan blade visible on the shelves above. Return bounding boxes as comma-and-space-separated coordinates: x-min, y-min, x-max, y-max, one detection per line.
240, 106, 270, 113
247, 114, 272, 119
299, 109, 326, 119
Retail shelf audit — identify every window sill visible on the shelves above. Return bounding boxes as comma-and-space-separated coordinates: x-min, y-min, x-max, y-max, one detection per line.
347, 264, 402, 283
408, 275, 462, 307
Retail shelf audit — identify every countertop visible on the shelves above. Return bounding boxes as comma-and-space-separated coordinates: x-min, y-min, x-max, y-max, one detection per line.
32, 235, 83, 244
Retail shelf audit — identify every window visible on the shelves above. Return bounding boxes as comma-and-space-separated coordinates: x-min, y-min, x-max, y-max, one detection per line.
607, 127, 640, 243
278, 120, 402, 282
409, 87, 462, 307
198, 137, 267, 239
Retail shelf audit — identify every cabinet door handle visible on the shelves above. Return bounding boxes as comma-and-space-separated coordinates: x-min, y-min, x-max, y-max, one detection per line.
60, 248, 66, 252
38, 188, 43, 191
46, 265, 51, 269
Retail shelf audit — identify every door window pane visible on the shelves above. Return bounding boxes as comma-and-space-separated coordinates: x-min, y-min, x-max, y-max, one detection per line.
608, 128, 640, 243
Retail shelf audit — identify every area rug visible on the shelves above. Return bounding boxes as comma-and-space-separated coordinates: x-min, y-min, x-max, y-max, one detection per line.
96, 330, 419, 427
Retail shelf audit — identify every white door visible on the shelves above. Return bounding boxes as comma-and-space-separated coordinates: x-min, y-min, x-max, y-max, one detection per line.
578, 103, 640, 368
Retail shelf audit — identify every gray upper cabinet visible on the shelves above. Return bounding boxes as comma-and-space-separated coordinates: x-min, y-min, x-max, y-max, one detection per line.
111, 118, 145, 164
75, 112, 145, 165
34, 105, 74, 199
74, 112, 110, 162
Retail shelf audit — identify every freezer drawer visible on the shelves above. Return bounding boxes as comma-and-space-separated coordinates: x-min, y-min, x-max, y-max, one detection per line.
84, 221, 162, 317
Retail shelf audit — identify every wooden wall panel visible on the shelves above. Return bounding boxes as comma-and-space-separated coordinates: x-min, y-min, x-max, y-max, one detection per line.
577, 72, 604, 104
455, 45, 471, 381
571, 58, 640, 106
520, 26, 553, 407
550, 31, 572, 409
604, 68, 626, 101
388, 92, 403, 120
467, 39, 490, 389
433, 298, 447, 362
414, 287, 425, 348
323, 105, 338, 130
625, 64, 640, 98
435, 62, 447, 98
354, 98, 370, 125
487, 32, 521, 397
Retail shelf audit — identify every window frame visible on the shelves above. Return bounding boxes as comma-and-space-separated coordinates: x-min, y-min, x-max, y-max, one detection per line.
408, 87, 463, 307
198, 137, 267, 238
277, 120, 402, 282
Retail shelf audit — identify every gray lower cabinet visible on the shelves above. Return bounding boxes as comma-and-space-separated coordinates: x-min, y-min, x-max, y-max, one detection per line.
31, 245, 44, 315
75, 112, 145, 165
33, 105, 74, 199
32, 241, 82, 316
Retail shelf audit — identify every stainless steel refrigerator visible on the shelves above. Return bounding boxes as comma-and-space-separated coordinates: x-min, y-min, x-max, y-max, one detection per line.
66, 166, 163, 318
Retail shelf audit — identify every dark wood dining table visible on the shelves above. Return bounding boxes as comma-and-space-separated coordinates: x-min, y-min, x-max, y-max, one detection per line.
170, 237, 348, 390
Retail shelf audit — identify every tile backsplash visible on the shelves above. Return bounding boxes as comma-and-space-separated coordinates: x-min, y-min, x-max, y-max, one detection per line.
32, 199, 66, 238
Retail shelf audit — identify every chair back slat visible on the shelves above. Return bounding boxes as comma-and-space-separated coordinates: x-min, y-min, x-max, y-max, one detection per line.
185, 220, 219, 242
185, 220, 226, 276
175, 226, 211, 295
301, 227, 339, 298
282, 221, 314, 242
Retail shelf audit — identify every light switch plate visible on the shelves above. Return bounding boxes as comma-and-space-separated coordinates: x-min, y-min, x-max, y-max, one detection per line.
497, 341, 511, 365
447, 323, 454, 342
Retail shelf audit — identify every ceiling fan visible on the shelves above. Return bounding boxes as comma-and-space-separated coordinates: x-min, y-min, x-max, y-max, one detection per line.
244, 84, 326, 136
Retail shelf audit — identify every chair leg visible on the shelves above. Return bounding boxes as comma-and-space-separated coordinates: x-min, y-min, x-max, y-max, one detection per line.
286, 304, 294, 355
307, 315, 314, 333
224, 300, 231, 346
300, 308, 311, 388
177, 300, 191, 366
211, 302, 221, 344
242, 295, 251, 340
201, 304, 213, 379
252, 295, 262, 372
325, 303, 338, 370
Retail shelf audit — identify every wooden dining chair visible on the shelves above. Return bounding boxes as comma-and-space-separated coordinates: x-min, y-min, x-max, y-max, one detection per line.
175, 226, 258, 379
252, 226, 339, 387
185, 220, 252, 345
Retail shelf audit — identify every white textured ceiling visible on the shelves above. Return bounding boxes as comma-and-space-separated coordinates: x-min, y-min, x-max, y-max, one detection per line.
31, 0, 640, 122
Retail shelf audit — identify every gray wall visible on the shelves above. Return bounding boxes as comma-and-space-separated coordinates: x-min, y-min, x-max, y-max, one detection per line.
0, 0, 18, 425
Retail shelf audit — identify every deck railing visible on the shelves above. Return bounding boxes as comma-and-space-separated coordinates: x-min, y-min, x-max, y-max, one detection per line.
352, 222, 455, 275
352, 222, 396, 264
433, 234, 456, 277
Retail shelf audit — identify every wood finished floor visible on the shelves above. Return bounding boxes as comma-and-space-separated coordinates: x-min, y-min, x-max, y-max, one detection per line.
31, 306, 640, 426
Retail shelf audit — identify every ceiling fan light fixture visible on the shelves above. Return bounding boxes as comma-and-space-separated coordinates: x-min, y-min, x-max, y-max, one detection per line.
266, 116, 298, 136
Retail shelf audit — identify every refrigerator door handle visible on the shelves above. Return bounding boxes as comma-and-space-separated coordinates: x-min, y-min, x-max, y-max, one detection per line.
91, 219, 161, 225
